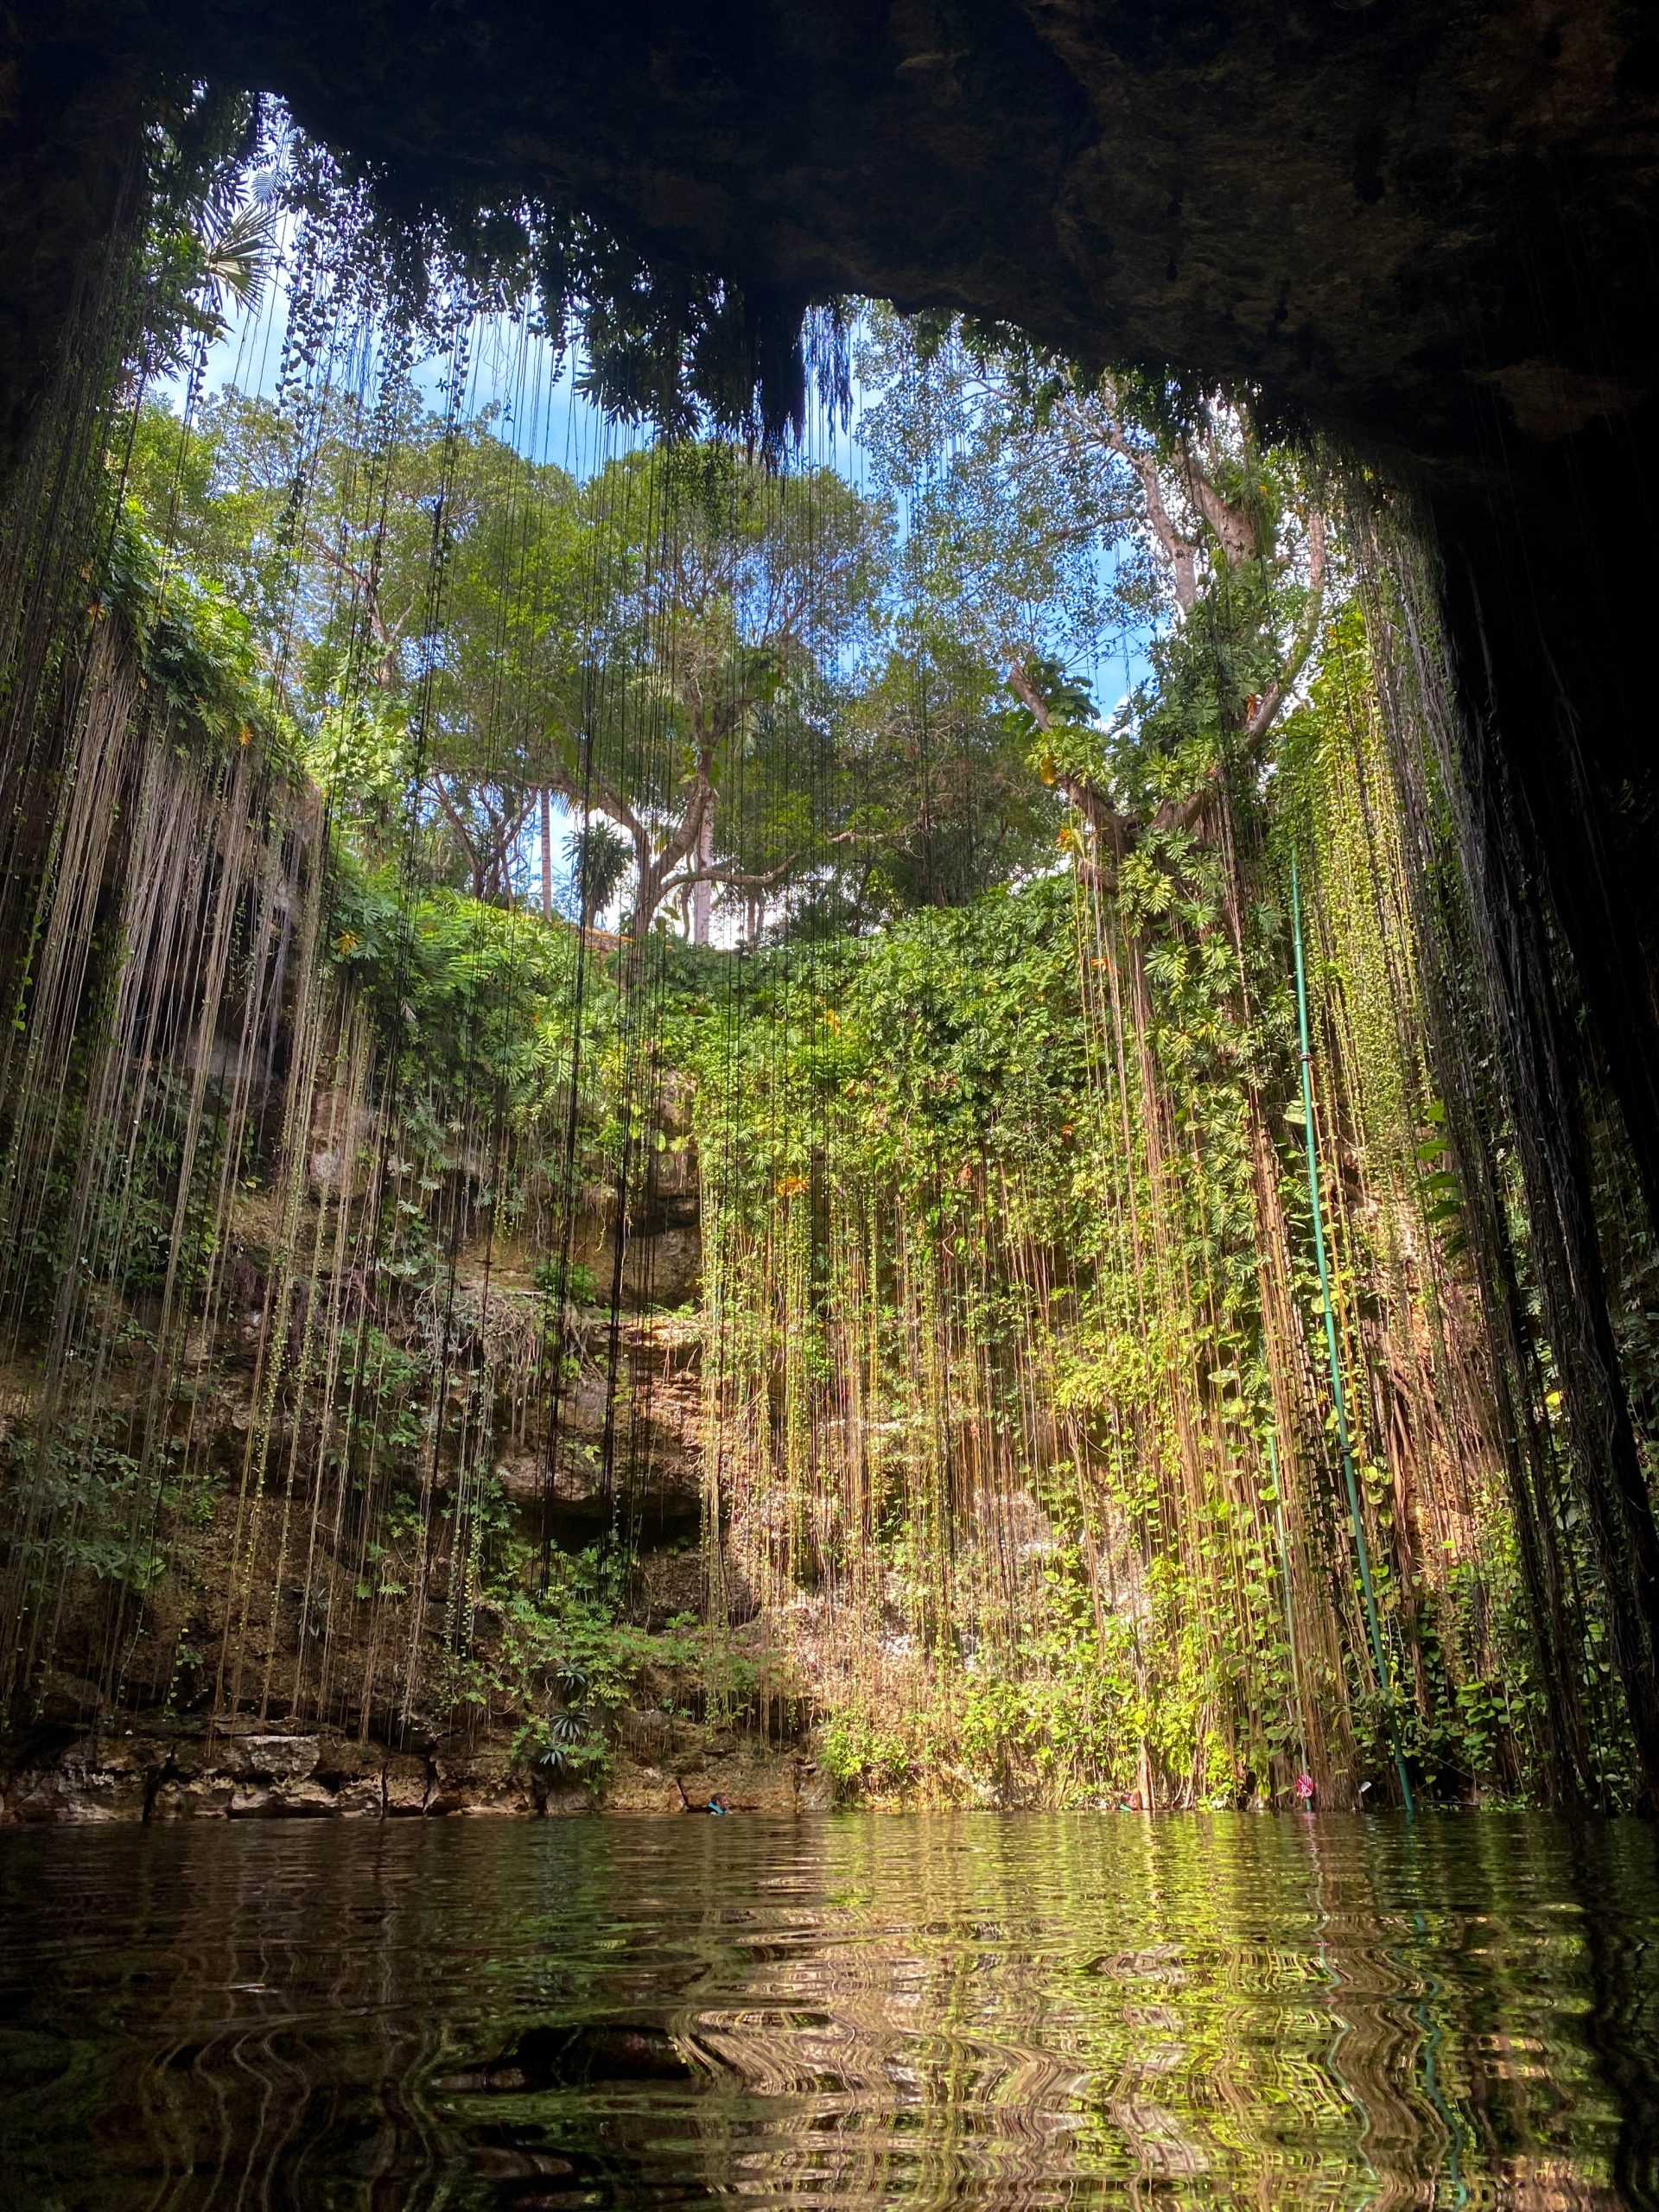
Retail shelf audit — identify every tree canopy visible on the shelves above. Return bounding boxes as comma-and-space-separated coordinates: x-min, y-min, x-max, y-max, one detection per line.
125, 370, 1102, 941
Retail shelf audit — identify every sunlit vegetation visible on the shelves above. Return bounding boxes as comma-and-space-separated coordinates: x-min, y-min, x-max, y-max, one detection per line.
1, 105, 1656, 1815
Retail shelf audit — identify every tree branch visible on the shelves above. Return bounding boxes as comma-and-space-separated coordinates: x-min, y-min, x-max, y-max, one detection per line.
1007, 658, 1136, 861
659, 851, 802, 899
429, 773, 484, 889
652, 760, 715, 888
1184, 454, 1258, 570
303, 529, 411, 685
1087, 407, 1203, 614
538, 749, 644, 849
1156, 511, 1330, 836
1240, 511, 1328, 749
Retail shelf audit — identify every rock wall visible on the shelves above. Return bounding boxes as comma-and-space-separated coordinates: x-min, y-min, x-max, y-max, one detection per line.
0, 1716, 829, 1824
0, 1064, 821, 1817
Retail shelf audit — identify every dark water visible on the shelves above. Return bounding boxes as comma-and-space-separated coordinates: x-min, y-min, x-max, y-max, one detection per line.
2, 1815, 1658, 2209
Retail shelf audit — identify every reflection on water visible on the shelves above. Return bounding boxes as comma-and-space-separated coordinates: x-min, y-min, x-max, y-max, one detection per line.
1, 1814, 1657, 2209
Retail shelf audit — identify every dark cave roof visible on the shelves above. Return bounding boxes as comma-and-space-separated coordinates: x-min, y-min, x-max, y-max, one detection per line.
24, 1, 1659, 480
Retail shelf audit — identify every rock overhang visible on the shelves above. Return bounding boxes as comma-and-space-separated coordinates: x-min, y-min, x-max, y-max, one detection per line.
10, 0, 1656, 490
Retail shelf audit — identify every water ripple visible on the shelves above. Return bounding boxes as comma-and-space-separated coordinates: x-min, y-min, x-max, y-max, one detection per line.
1, 1812, 1656, 2208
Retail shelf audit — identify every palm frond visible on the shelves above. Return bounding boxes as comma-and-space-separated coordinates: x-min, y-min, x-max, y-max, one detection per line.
199, 198, 279, 317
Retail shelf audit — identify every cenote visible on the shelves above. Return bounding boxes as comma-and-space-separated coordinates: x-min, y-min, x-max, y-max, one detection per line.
6, 4, 1659, 2205
4, 1813, 1659, 2208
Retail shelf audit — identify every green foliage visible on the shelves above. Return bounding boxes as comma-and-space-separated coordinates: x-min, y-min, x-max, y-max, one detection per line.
823, 632, 1066, 923
565, 821, 632, 928
693, 579, 1551, 1807
101, 505, 296, 770
132, 90, 277, 385
3, 1417, 213, 1602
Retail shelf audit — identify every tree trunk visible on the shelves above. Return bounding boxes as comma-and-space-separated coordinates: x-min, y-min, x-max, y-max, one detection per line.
692, 800, 714, 946
541, 788, 553, 920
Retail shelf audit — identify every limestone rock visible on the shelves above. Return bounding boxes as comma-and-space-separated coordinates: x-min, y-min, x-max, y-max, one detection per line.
428, 1738, 534, 1815
3, 1733, 154, 1822
230, 1777, 337, 1817
1, 1717, 811, 1821
383, 1752, 433, 1815
35, 1672, 106, 1726
599, 1763, 685, 1816
150, 1775, 238, 1821
239, 1734, 323, 1783
315, 1737, 392, 1817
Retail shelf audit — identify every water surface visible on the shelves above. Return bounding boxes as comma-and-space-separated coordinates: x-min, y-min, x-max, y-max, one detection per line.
2, 1813, 1656, 2208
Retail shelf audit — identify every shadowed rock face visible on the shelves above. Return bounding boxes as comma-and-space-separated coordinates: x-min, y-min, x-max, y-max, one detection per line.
6, 1, 1657, 492
0, 27, 143, 475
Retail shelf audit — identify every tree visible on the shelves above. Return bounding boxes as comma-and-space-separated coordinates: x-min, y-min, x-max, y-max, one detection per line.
128, 385, 594, 891
820, 626, 1065, 924
856, 319, 1327, 884
126, 397, 893, 931
516, 441, 888, 944
565, 819, 632, 931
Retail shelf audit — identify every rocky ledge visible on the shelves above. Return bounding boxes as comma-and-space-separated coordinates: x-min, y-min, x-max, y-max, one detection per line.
0, 1720, 828, 1824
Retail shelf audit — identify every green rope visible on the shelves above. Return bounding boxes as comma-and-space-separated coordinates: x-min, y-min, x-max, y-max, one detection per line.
1291, 849, 1414, 1817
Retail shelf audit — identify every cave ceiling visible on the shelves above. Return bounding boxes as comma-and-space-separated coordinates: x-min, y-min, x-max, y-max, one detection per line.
11, 1, 1659, 488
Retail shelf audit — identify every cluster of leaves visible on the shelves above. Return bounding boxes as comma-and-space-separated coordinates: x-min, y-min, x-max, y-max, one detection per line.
100, 505, 296, 771
130, 87, 281, 386
436, 1529, 760, 1787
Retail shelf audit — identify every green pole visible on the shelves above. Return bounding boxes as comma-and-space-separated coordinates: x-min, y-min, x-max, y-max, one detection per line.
1291, 849, 1414, 1817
